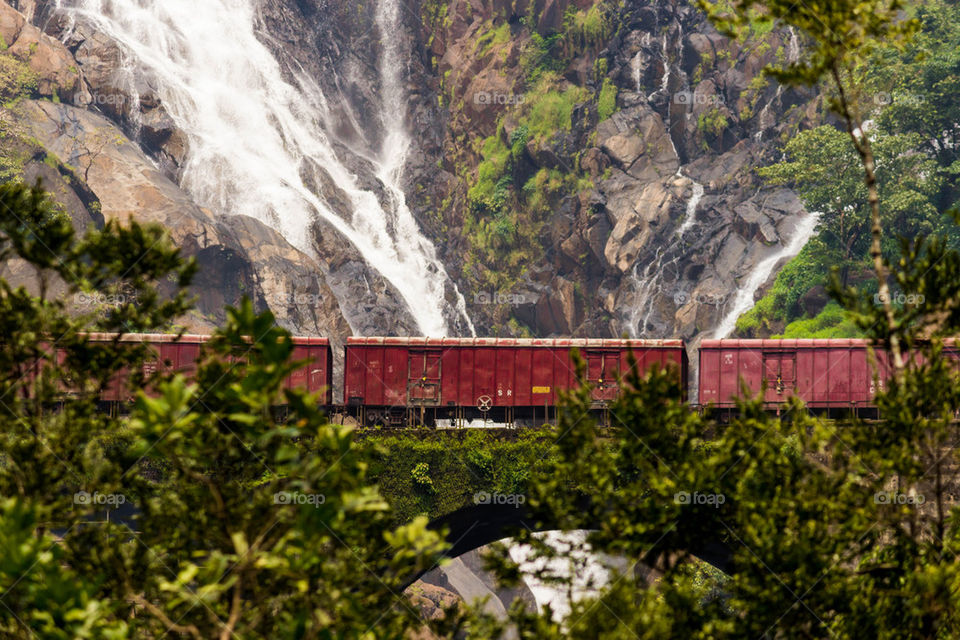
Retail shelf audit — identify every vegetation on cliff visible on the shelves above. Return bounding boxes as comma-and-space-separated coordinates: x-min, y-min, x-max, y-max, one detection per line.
0, 50, 38, 180
1, 1, 960, 635
425, 1, 622, 331
737, 0, 960, 337
361, 429, 556, 525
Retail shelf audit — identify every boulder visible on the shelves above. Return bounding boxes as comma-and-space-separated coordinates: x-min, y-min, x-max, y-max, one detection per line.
1, 1, 81, 100
800, 285, 830, 317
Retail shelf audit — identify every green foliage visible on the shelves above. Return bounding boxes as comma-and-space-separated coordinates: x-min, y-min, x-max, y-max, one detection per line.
0, 53, 37, 103
0, 53, 40, 181
469, 2, 960, 633
561, 4, 610, 56
361, 430, 556, 525
776, 301, 863, 338
739, 2, 958, 335
483, 328, 960, 638
467, 133, 511, 213
762, 125, 942, 264
0, 181, 463, 638
510, 124, 529, 160
462, 74, 591, 294
118, 302, 453, 637
523, 73, 590, 146
597, 77, 618, 122
519, 32, 563, 83
735, 238, 835, 335
697, 106, 729, 137
0, 181, 194, 637
476, 20, 511, 58
411, 462, 436, 493
869, 0, 960, 217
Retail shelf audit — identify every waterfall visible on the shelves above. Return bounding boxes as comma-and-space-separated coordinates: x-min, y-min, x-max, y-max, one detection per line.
712, 211, 821, 339
632, 52, 643, 94
755, 84, 783, 142
660, 33, 671, 93
626, 171, 702, 337
55, 0, 475, 338
787, 27, 801, 63
675, 178, 703, 238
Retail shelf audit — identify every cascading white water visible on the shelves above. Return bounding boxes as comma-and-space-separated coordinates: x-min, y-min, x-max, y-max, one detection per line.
712, 211, 822, 339
787, 27, 801, 63
55, 0, 475, 337
632, 52, 643, 94
647, 32, 671, 101
508, 531, 611, 623
675, 178, 703, 238
754, 84, 783, 143
626, 169, 702, 337
660, 33, 671, 93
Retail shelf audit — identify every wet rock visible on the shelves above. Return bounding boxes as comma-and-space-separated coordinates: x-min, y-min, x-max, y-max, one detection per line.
14, 0, 824, 345
22, 100, 351, 344
734, 201, 778, 244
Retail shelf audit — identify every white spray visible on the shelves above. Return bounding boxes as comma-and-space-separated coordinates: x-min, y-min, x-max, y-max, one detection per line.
626, 172, 703, 337
55, 0, 475, 337
712, 211, 821, 339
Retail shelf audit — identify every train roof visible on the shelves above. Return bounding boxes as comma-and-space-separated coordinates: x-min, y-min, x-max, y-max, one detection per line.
345, 337, 684, 348
701, 338, 958, 348
81, 333, 329, 346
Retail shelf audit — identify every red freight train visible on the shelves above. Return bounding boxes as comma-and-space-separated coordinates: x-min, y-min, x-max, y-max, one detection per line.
81, 333, 333, 406
343, 337, 687, 427
52, 333, 954, 425
698, 339, 960, 417
700, 339, 888, 416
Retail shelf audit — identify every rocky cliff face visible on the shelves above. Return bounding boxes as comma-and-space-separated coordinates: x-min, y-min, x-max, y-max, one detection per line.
410, 0, 820, 343
3, 0, 822, 355
0, 0, 351, 360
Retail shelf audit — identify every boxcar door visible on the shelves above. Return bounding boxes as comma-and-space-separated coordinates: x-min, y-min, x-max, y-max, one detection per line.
584, 350, 620, 403
763, 351, 796, 404
408, 349, 442, 406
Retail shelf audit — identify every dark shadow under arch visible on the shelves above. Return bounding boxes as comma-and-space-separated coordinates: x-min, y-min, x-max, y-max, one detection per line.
403, 503, 735, 588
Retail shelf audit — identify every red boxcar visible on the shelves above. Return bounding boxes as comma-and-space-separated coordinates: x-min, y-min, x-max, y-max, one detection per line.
697, 339, 960, 415
343, 337, 687, 427
79, 334, 333, 406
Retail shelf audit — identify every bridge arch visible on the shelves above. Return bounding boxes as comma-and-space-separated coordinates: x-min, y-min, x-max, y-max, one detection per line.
405, 503, 734, 587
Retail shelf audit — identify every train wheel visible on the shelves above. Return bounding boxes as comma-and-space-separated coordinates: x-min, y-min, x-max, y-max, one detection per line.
365, 409, 387, 428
